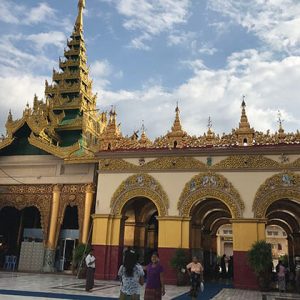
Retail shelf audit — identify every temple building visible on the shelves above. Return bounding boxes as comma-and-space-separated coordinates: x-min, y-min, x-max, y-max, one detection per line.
1, 0, 300, 290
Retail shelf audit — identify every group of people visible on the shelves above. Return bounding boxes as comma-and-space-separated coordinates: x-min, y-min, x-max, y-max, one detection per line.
84, 249, 204, 300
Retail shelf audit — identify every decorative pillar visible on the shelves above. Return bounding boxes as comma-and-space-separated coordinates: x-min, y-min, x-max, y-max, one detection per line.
293, 233, 300, 257
231, 218, 266, 289
43, 184, 61, 272
81, 184, 95, 244
157, 216, 190, 284
92, 214, 122, 280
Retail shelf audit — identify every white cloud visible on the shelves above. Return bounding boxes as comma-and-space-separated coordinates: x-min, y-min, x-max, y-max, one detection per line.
112, 0, 191, 49
90, 60, 123, 88
0, 75, 48, 135
167, 30, 196, 47
0, 35, 58, 75
198, 45, 217, 55
25, 2, 56, 25
25, 31, 66, 51
0, 1, 22, 24
94, 49, 300, 139
207, 0, 300, 54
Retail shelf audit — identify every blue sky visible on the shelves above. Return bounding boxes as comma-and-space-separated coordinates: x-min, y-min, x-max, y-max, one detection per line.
1, 0, 300, 139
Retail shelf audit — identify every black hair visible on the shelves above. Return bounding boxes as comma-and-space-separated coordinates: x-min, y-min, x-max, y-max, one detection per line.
152, 252, 159, 258
124, 250, 138, 277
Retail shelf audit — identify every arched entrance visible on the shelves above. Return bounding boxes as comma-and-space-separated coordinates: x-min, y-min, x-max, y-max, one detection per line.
253, 172, 300, 270
178, 172, 244, 281
0, 206, 41, 269
121, 197, 158, 264
56, 205, 79, 272
265, 199, 300, 270
190, 198, 233, 279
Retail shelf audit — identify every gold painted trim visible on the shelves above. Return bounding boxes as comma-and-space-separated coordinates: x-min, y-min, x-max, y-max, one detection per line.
110, 173, 169, 216
230, 218, 268, 223
178, 171, 245, 218
253, 171, 300, 218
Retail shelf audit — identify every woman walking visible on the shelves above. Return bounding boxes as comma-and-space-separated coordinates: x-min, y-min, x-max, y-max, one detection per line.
118, 250, 144, 300
276, 260, 286, 293
186, 256, 204, 300
144, 252, 165, 300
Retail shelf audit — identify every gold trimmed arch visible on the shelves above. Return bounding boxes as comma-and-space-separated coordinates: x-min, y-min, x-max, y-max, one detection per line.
178, 171, 244, 218
110, 173, 169, 216
253, 171, 300, 218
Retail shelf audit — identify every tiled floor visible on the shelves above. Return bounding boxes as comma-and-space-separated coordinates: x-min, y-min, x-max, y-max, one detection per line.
1, 271, 299, 299
0, 271, 187, 299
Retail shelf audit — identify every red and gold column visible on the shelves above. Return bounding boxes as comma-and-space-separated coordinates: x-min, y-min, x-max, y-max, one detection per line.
231, 218, 266, 289
92, 214, 122, 280
157, 216, 190, 284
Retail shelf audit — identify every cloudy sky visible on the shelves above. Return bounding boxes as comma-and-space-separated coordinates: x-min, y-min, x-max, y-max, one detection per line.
1, 0, 300, 139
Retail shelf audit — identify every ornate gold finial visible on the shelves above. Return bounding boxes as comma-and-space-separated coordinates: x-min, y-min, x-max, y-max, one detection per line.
7, 109, 13, 122
139, 120, 152, 147
277, 110, 284, 130
206, 116, 215, 145
208, 116, 212, 131
75, 0, 85, 32
236, 96, 254, 145
171, 102, 183, 133
277, 110, 286, 142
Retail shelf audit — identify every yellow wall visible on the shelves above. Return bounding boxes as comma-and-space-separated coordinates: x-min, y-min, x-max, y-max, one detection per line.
92, 214, 121, 246
232, 219, 266, 251
158, 217, 190, 248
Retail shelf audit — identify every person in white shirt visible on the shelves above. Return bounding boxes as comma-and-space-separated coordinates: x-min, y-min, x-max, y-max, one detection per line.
85, 249, 96, 292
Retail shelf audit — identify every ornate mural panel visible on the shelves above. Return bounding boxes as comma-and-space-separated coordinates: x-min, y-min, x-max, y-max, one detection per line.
110, 173, 169, 216
0, 185, 53, 243
178, 172, 245, 218
253, 171, 300, 218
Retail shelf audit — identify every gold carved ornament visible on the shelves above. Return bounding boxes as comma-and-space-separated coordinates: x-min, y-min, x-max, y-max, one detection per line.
253, 171, 300, 218
212, 155, 281, 170
0, 185, 53, 244
110, 173, 169, 216
99, 157, 207, 172
178, 172, 245, 218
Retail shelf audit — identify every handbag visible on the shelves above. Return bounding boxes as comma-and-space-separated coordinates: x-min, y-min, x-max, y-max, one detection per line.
200, 281, 204, 292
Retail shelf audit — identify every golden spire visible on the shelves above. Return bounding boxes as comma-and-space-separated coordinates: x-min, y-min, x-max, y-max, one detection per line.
236, 96, 254, 145
75, 0, 85, 33
7, 110, 13, 122
139, 120, 152, 147
277, 110, 286, 142
171, 102, 183, 133
206, 116, 215, 145
239, 96, 250, 130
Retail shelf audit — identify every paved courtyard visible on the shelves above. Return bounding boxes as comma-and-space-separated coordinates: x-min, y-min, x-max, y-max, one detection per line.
0, 271, 299, 299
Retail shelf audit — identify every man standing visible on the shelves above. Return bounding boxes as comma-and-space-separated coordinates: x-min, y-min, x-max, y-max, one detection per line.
85, 249, 96, 292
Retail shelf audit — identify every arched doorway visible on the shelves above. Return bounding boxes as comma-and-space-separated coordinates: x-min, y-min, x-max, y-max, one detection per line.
265, 199, 300, 270
121, 197, 158, 265
253, 172, 300, 272
0, 206, 41, 269
190, 198, 233, 279
56, 205, 79, 272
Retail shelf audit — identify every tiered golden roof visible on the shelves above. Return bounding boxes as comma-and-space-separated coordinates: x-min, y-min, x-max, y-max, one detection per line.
1, 0, 300, 159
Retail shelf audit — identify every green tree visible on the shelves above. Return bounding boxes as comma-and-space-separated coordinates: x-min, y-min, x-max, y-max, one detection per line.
248, 240, 273, 291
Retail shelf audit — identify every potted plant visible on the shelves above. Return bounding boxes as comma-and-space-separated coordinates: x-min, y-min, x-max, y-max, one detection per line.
72, 243, 91, 278
248, 240, 273, 291
170, 248, 189, 286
